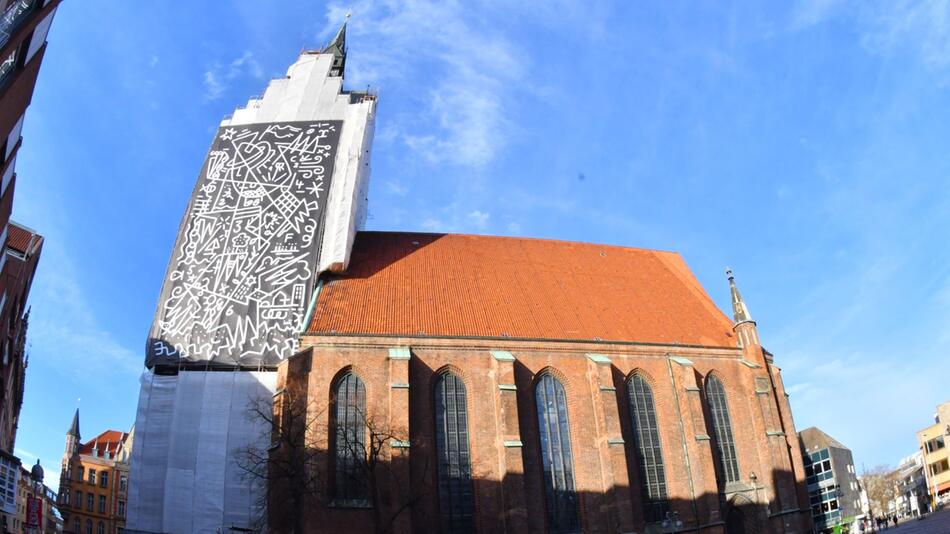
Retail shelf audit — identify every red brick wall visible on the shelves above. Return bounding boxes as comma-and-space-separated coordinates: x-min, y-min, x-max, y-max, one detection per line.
280, 333, 813, 533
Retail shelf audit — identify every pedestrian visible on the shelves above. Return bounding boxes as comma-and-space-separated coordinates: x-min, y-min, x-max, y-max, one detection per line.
892, 515, 897, 528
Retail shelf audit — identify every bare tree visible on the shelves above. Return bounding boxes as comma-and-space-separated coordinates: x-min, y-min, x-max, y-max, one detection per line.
861, 465, 899, 517
335, 409, 429, 534
238, 392, 428, 534
237, 389, 324, 534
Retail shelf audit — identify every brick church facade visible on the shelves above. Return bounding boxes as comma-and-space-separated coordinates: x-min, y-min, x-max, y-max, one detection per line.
274, 231, 813, 533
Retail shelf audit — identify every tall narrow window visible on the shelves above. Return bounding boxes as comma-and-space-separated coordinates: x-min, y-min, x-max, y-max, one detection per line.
332, 372, 367, 502
434, 372, 475, 533
626, 374, 669, 522
706, 375, 740, 484
535, 373, 580, 533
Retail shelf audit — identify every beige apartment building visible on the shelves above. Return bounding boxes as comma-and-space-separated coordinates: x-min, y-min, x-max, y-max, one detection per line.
917, 401, 950, 507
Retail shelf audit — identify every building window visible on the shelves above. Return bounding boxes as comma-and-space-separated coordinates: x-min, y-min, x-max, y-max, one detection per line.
931, 459, 950, 476
76, 466, 84, 482
331, 371, 367, 502
804, 449, 834, 486
118, 500, 125, 517
99, 494, 106, 513
74, 490, 82, 508
87, 492, 94, 511
705, 375, 740, 484
97, 521, 104, 534
535, 373, 580, 533
73, 518, 80, 534
85, 519, 93, 534
120, 474, 128, 492
926, 435, 946, 454
88, 469, 96, 485
626, 373, 669, 522
100, 471, 108, 488
434, 371, 475, 533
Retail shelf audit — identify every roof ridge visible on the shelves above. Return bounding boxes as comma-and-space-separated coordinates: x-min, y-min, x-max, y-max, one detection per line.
357, 230, 682, 255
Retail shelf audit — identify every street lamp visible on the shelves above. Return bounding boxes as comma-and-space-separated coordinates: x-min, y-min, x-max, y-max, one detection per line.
28, 459, 44, 534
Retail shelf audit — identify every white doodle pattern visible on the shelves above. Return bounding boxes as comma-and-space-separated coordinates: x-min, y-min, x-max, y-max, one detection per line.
148, 121, 341, 367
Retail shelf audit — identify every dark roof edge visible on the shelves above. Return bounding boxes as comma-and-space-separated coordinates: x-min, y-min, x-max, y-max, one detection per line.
301, 330, 737, 351
354, 230, 683, 256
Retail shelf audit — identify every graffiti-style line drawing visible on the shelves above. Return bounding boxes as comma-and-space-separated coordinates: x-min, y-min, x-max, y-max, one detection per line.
147, 121, 342, 367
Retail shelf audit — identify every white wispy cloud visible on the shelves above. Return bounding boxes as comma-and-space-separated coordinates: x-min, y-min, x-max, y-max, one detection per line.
322, 0, 525, 166
384, 180, 408, 197
203, 51, 265, 101
467, 210, 490, 229
27, 243, 142, 377
412, 202, 494, 233
790, 1, 950, 80
861, 1, 950, 74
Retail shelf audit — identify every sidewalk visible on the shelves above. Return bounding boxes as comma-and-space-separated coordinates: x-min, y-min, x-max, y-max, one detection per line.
875, 508, 950, 533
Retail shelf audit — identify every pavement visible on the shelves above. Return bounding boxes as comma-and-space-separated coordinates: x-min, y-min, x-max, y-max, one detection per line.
866, 508, 950, 534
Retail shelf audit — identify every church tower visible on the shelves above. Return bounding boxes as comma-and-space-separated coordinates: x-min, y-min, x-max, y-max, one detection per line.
127, 19, 377, 533
60, 408, 79, 475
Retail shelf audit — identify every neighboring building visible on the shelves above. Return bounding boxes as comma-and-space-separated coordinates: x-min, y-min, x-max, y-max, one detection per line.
0, 0, 60, 508
272, 235, 813, 534
0, 0, 61, 238
894, 451, 929, 518
798, 427, 863, 533
127, 19, 378, 534
0, 447, 20, 532
14, 459, 60, 533
917, 400, 950, 508
58, 411, 132, 534
0, 222, 42, 453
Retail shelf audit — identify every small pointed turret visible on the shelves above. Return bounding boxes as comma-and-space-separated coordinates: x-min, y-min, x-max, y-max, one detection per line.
726, 268, 752, 324
67, 408, 80, 440
322, 14, 349, 77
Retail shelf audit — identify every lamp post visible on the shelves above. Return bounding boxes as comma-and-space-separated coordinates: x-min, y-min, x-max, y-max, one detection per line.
28, 459, 43, 534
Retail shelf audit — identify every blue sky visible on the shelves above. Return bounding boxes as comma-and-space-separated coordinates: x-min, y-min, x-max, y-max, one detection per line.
10, 1, 950, 488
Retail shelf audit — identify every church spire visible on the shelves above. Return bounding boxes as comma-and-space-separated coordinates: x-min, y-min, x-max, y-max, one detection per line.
67, 408, 80, 439
322, 14, 349, 77
725, 268, 752, 324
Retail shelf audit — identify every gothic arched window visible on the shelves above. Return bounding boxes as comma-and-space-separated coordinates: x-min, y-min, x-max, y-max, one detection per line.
85, 519, 92, 534
434, 371, 475, 533
706, 375, 740, 484
331, 371, 367, 502
535, 373, 580, 533
626, 373, 669, 522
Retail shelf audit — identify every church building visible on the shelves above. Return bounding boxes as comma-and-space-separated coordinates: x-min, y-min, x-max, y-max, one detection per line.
128, 19, 812, 534
279, 233, 813, 533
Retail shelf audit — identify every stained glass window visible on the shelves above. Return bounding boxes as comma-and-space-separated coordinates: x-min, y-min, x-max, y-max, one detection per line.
434, 372, 475, 533
626, 374, 669, 522
332, 372, 367, 502
706, 375, 740, 484
536, 373, 580, 533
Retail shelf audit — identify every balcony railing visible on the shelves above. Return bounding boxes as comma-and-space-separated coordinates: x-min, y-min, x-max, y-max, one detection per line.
0, 0, 39, 51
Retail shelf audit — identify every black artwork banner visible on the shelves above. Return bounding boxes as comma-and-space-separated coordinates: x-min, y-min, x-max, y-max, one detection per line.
147, 121, 342, 368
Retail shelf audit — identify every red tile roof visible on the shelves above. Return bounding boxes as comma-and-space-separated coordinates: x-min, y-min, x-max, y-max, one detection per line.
6, 224, 34, 254
79, 430, 128, 456
308, 232, 737, 348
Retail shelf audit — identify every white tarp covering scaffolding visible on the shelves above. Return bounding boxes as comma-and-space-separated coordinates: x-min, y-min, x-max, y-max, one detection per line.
127, 371, 277, 533
128, 30, 376, 533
